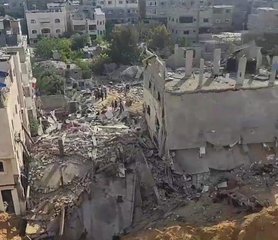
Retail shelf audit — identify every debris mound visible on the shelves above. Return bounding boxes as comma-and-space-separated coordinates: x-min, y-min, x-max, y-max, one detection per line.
123, 206, 278, 240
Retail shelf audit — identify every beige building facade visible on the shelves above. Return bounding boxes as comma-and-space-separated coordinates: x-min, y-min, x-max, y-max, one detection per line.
26, 3, 67, 44
0, 52, 29, 215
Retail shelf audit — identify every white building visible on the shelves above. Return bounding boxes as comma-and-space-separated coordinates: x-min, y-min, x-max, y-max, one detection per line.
26, 3, 67, 44
247, 7, 278, 33
70, 7, 106, 38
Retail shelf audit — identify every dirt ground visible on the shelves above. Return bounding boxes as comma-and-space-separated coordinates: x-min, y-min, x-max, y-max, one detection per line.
123, 206, 278, 240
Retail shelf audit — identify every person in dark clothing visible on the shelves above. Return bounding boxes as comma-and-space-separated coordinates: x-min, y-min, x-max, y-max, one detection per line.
103, 87, 107, 99
100, 88, 104, 101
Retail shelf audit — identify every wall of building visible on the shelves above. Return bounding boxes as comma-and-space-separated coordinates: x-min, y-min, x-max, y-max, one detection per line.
212, 5, 234, 32
247, 7, 278, 33
26, 8, 67, 43
166, 44, 202, 69
164, 86, 278, 151
143, 56, 166, 154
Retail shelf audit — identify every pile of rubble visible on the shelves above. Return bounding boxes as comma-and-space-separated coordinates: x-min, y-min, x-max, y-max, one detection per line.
26, 82, 154, 239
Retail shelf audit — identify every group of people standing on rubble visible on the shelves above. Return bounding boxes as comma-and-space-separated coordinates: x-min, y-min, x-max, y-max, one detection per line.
94, 86, 107, 101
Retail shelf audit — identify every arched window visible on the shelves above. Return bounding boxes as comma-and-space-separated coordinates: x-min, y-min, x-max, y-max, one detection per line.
55, 19, 60, 23
32, 30, 37, 34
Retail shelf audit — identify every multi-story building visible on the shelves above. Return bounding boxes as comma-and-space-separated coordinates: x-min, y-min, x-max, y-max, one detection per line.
143, 49, 278, 179
145, 0, 168, 22
212, 5, 234, 32
94, 0, 139, 24
0, 51, 29, 215
166, 0, 233, 42
70, 6, 106, 38
247, 7, 278, 33
26, 3, 67, 44
167, 0, 201, 42
0, 15, 23, 47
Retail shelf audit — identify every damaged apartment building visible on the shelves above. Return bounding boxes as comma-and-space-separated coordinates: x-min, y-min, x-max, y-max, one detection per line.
143, 47, 278, 178
0, 51, 31, 215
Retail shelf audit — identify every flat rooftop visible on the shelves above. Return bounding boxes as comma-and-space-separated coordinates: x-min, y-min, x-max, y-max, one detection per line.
165, 71, 278, 93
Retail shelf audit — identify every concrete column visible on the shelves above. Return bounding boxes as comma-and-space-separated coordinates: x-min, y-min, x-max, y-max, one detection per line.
185, 50, 193, 77
256, 47, 262, 70
11, 189, 21, 215
213, 48, 221, 75
174, 44, 179, 55
0, 190, 4, 212
270, 56, 278, 84
236, 56, 247, 86
199, 58, 204, 86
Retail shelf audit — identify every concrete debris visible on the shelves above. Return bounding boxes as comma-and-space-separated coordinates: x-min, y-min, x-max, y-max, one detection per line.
26, 75, 278, 240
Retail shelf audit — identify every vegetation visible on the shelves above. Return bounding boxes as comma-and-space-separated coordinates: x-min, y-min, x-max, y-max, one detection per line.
109, 26, 140, 64
33, 23, 174, 79
34, 38, 73, 62
34, 65, 64, 95
91, 53, 112, 75
71, 34, 92, 51
29, 118, 39, 137
147, 25, 171, 51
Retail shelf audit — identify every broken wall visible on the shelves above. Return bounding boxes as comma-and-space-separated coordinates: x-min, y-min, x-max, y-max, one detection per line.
164, 86, 278, 151
166, 45, 201, 69
143, 56, 166, 153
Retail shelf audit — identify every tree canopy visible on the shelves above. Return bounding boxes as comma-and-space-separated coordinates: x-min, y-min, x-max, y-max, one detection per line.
71, 34, 91, 51
34, 38, 72, 62
109, 26, 139, 64
148, 25, 172, 51
35, 66, 65, 95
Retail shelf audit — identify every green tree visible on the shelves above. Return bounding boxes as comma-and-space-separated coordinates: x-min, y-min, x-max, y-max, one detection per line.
34, 65, 65, 95
75, 59, 92, 79
71, 34, 91, 51
34, 38, 72, 62
109, 26, 139, 64
92, 53, 111, 75
148, 25, 171, 51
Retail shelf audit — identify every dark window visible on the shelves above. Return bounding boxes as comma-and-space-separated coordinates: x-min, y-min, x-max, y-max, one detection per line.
89, 25, 96, 30
147, 105, 150, 115
0, 162, 4, 172
149, 81, 151, 89
158, 92, 161, 102
41, 28, 50, 34
203, 18, 209, 23
179, 16, 193, 23
55, 19, 60, 23
225, 9, 231, 13
15, 105, 17, 114
183, 30, 189, 35
31, 30, 37, 34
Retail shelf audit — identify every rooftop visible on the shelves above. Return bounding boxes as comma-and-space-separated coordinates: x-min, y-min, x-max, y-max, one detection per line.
165, 71, 278, 93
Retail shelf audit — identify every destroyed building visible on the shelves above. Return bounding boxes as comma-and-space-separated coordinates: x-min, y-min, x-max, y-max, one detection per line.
143, 48, 278, 177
